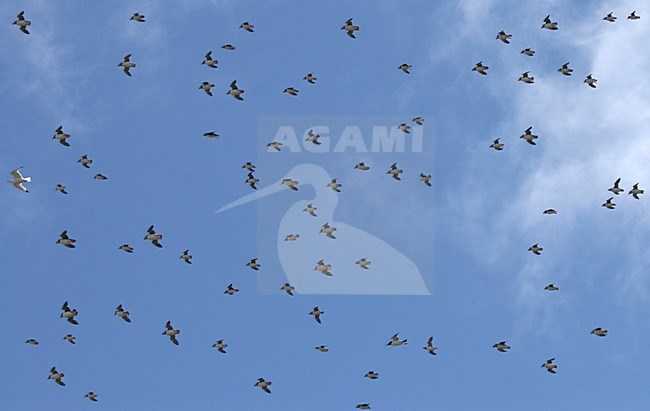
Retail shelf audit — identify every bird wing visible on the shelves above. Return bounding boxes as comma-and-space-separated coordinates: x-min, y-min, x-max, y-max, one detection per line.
165, 320, 173, 330
124, 54, 131, 62
230, 80, 238, 90
170, 335, 179, 345
13, 182, 27, 192
10, 167, 24, 179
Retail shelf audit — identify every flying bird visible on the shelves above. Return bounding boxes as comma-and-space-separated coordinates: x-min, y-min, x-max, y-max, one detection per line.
227, 80, 245, 100
57, 231, 76, 249
420, 173, 432, 187
387, 333, 408, 346
528, 243, 543, 255
199, 81, 215, 96
267, 141, 282, 151
85, 392, 99, 402
212, 339, 228, 353
544, 283, 559, 291
203, 131, 219, 139
245, 172, 260, 189
387, 163, 403, 180
584, 74, 597, 88
118, 54, 136, 76
320, 223, 337, 239
354, 162, 370, 170
398, 123, 411, 133
356, 404, 371, 410
202, 51, 218, 68
247, 258, 260, 270
309, 306, 325, 323
242, 162, 256, 171
628, 11, 640, 20
94, 174, 108, 180
603, 12, 617, 22
254, 377, 272, 394
356, 258, 371, 269
55, 184, 68, 194
303, 203, 318, 216
496, 30, 512, 44
53, 126, 71, 147
77, 154, 93, 168
490, 138, 504, 151
8, 167, 30, 192
282, 178, 299, 191
364, 371, 379, 379
130, 13, 145, 22
327, 178, 342, 192
48, 367, 65, 386
558, 62, 573, 76
119, 244, 134, 253
63, 334, 76, 344
60, 301, 79, 325
239, 21, 254, 32
281, 283, 295, 296
472, 61, 489, 75
305, 129, 321, 145
162, 321, 180, 345
283, 87, 299, 96
398, 64, 412, 74
180, 249, 193, 264
520, 48, 535, 56
144, 225, 163, 248
520, 126, 538, 145
341, 18, 360, 38
412, 116, 425, 125
493, 341, 510, 352
602, 197, 616, 209
224, 283, 239, 295
543, 209, 557, 215
25, 339, 39, 345
13, 11, 31, 34
315, 345, 329, 352
542, 358, 557, 374
423, 336, 438, 355
221, 44, 236, 51
315, 259, 333, 276
629, 183, 644, 199
591, 327, 608, 337
518, 71, 535, 84
608, 178, 624, 195
541, 15, 558, 30
304, 73, 317, 84
114, 304, 131, 322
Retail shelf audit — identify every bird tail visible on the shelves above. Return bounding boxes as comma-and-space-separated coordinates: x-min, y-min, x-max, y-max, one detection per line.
24, 177, 31, 183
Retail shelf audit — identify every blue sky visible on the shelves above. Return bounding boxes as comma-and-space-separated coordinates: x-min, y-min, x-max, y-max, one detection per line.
2, 0, 650, 410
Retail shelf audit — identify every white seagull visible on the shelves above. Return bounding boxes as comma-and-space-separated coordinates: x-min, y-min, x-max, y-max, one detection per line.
8, 167, 30, 192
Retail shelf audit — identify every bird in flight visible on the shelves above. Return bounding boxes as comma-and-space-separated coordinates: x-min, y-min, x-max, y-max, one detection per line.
13, 11, 31, 35
8, 167, 30, 192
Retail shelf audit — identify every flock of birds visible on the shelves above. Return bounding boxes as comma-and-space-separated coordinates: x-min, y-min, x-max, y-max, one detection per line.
6, 7, 645, 409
